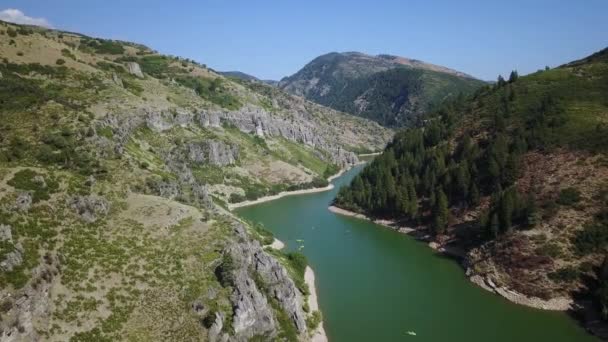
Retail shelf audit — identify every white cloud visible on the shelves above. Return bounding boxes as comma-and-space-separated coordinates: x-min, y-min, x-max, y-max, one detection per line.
0, 8, 52, 28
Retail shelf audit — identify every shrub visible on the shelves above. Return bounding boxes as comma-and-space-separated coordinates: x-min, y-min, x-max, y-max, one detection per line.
306, 311, 322, 331
557, 187, 581, 206
229, 193, 245, 203
286, 252, 307, 279
215, 254, 235, 287
548, 267, 579, 282
16, 52, 24, 56
7, 28, 17, 37
573, 216, 608, 255
7, 169, 58, 202
56, 59, 66, 66
253, 223, 274, 245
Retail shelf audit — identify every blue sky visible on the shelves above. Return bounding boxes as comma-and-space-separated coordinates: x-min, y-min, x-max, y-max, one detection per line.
2, 0, 607, 81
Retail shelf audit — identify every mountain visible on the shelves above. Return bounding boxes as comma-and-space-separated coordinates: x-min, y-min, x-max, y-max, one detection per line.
333, 47, 608, 335
0, 20, 391, 341
279, 52, 486, 127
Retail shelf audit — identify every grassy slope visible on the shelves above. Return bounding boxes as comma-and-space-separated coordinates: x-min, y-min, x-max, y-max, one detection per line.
0, 21, 389, 340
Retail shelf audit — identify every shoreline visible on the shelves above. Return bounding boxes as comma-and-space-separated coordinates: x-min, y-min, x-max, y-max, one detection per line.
228, 184, 335, 210
305, 266, 328, 342
327, 205, 415, 234
265, 239, 328, 341
328, 205, 572, 312
229, 161, 366, 210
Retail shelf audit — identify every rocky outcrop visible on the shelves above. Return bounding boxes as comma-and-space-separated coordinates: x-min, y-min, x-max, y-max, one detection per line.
112, 72, 123, 87
69, 195, 110, 223
0, 224, 24, 272
185, 141, 239, 166
14, 192, 32, 212
206, 141, 239, 166
212, 224, 308, 341
126, 62, 144, 78
0, 254, 59, 341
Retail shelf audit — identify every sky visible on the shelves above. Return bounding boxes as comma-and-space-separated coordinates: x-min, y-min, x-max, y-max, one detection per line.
1, 0, 607, 81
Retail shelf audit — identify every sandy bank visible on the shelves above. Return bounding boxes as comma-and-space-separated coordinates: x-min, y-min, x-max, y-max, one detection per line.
228, 184, 335, 210
305, 266, 328, 342
328, 206, 415, 234
469, 274, 572, 311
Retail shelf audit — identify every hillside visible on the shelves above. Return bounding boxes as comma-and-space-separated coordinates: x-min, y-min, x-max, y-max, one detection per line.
218, 70, 260, 82
279, 52, 486, 127
334, 48, 608, 332
0, 21, 391, 341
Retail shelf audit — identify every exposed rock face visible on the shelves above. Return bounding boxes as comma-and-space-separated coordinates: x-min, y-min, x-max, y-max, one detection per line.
69, 195, 110, 223
0, 256, 58, 341
14, 192, 32, 212
208, 312, 229, 342
0, 224, 13, 242
196, 106, 361, 167
0, 224, 23, 272
149, 179, 181, 199
253, 243, 308, 333
207, 141, 239, 166
146, 110, 176, 132
112, 72, 123, 87
126, 62, 144, 78
214, 224, 308, 341
185, 141, 238, 166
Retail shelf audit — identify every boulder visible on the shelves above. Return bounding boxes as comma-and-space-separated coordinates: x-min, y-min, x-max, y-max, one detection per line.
112, 72, 123, 87
126, 62, 144, 78
15, 192, 32, 211
69, 195, 110, 223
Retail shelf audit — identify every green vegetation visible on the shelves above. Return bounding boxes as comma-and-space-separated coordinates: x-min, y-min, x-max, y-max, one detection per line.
557, 187, 582, 206
280, 52, 485, 127
7, 169, 59, 202
79, 38, 125, 55
336, 48, 608, 240
175, 76, 241, 109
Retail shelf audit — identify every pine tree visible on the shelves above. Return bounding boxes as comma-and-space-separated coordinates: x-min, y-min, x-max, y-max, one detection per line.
470, 183, 480, 206
497, 75, 507, 87
432, 188, 449, 235
499, 188, 516, 233
508, 70, 519, 83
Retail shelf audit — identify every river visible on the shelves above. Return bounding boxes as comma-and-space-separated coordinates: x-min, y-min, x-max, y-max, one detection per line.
236, 165, 596, 342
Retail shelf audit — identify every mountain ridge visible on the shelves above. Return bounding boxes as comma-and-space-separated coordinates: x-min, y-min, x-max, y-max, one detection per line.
278, 51, 486, 127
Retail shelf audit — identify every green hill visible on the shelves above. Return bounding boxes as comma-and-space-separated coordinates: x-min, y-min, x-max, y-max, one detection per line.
334, 47, 608, 332
279, 52, 486, 127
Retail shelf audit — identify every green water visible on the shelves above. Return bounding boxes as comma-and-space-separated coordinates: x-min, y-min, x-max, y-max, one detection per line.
236, 165, 596, 342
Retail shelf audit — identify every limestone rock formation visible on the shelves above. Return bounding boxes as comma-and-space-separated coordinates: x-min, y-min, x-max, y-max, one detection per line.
213, 224, 308, 341
126, 62, 144, 78
69, 195, 110, 223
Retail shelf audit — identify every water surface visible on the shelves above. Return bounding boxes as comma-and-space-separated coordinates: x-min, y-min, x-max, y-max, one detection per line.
236, 165, 595, 342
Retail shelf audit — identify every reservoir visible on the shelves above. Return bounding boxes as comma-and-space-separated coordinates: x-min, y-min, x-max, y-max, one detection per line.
236, 165, 595, 341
